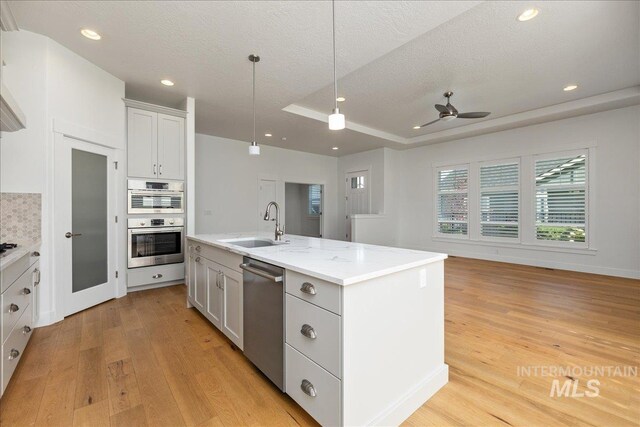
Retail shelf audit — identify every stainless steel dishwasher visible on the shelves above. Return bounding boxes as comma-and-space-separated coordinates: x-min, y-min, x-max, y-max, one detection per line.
240, 257, 285, 391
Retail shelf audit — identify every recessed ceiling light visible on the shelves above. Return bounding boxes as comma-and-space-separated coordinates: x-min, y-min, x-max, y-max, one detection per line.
80, 28, 101, 40
281, 137, 287, 141
336, 97, 346, 102
332, 146, 339, 150
413, 125, 421, 130
563, 84, 578, 92
160, 79, 174, 87
264, 133, 272, 137
517, 8, 539, 22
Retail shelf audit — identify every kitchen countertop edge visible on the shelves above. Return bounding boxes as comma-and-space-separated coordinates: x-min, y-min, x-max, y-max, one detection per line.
0, 240, 41, 272
186, 234, 447, 286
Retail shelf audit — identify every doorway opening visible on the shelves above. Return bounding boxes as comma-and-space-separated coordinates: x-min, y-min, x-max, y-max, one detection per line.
284, 183, 323, 238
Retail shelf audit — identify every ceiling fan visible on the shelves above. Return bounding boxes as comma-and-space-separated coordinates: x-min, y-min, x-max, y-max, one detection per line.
419, 91, 490, 128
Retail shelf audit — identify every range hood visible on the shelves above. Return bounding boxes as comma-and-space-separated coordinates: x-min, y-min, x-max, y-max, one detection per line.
0, 81, 26, 132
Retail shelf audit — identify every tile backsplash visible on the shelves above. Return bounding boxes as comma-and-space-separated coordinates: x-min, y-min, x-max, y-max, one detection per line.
0, 193, 42, 243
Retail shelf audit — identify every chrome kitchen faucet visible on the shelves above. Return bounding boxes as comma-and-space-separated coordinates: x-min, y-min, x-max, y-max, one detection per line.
263, 201, 285, 241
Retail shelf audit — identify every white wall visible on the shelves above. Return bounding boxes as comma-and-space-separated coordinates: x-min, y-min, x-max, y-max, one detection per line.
1, 30, 126, 325
396, 106, 640, 279
195, 134, 339, 239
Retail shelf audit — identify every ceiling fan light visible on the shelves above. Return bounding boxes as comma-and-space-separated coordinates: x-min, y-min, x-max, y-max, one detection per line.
441, 115, 456, 121
249, 142, 260, 156
329, 108, 345, 130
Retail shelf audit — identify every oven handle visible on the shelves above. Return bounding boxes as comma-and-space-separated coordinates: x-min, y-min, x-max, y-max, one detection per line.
128, 190, 184, 196
129, 227, 184, 234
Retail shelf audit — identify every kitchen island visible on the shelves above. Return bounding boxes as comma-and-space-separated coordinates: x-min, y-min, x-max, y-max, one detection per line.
185, 233, 448, 426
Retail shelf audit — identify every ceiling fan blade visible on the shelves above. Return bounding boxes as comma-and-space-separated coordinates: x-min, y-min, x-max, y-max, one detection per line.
420, 118, 441, 128
435, 104, 449, 114
447, 103, 458, 115
457, 112, 491, 119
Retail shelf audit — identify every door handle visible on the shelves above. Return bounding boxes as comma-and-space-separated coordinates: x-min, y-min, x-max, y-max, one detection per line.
65, 232, 82, 238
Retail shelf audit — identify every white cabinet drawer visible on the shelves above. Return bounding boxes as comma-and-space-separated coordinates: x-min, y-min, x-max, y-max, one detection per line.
2, 263, 35, 343
286, 294, 341, 378
191, 242, 242, 274
2, 302, 33, 394
285, 270, 341, 315
127, 262, 185, 288
1, 250, 39, 294
286, 345, 340, 427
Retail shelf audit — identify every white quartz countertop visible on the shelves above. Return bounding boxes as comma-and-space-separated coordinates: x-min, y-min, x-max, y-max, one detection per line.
0, 240, 41, 271
187, 233, 447, 286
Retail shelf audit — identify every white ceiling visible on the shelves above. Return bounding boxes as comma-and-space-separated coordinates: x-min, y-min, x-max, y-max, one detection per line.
9, 1, 640, 156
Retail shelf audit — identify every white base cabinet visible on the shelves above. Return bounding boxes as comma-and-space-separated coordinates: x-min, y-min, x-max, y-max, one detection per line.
186, 241, 243, 349
0, 250, 39, 397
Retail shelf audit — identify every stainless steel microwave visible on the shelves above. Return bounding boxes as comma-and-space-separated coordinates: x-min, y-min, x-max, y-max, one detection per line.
128, 179, 184, 214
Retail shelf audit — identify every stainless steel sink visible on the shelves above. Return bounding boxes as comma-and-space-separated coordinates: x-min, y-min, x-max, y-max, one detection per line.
221, 238, 283, 248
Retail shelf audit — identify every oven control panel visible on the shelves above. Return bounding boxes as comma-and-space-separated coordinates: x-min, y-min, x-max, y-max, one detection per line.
127, 217, 184, 228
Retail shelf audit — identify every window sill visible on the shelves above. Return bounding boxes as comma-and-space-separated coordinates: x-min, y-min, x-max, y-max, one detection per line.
431, 236, 597, 256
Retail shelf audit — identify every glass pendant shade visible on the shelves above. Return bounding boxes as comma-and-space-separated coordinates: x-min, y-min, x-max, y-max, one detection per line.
249, 142, 260, 155
328, 108, 345, 130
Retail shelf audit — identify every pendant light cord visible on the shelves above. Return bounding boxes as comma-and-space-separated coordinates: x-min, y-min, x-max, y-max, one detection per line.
252, 58, 256, 143
332, 0, 337, 110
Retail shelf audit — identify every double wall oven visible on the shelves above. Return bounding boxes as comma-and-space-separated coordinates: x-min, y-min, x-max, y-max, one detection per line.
127, 179, 185, 269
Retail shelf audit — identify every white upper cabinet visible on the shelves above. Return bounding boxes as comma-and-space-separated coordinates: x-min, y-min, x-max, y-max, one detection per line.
157, 113, 184, 180
127, 108, 157, 178
127, 105, 184, 180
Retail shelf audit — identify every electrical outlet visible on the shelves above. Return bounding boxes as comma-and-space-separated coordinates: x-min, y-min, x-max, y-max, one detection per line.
419, 268, 427, 288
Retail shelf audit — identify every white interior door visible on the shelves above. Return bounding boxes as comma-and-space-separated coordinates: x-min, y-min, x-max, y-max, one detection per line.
345, 170, 370, 241
258, 178, 277, 233
54, 136, 117, 316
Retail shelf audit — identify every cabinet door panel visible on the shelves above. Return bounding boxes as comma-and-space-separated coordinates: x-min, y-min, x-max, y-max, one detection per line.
220, 265, 243, 349
187, 251, 195, 302
157, 114, 184, 180
193, 256, 206, 311
205, 259, 222, 329
127, 108, 157, 178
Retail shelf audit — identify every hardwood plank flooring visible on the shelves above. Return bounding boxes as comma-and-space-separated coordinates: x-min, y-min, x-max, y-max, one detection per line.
0, 257, 637, 426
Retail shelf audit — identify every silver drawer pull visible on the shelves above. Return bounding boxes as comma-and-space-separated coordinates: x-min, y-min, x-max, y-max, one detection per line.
195, 245, 201, 252
300, 282, 316, 295
300, 324, 317, 340
34, 268, 41, 286
22, 326, 32, 334
300, 379, 317, 397
22, 288, 31, 295
195, 257, 201, 263
8, 349, 20, 360
32, 251, 40, 257
152, 274, 163, 279
8, 303, 19, 314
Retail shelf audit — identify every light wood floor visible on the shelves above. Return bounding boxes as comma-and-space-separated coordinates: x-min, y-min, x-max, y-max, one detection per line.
1, 257, 638, 426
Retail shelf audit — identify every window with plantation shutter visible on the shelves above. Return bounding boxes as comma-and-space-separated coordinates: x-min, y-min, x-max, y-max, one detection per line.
535, 153, 587, 243
480, 162, 519, 239
436, 166, 468, 236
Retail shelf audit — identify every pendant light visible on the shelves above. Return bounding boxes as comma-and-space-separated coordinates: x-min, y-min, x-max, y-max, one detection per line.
249, 54, 261, 155
328, 0, 345, 130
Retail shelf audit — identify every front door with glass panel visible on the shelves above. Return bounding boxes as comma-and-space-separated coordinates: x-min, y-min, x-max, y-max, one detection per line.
345, 170, 370, 241
54, 136, 116, 316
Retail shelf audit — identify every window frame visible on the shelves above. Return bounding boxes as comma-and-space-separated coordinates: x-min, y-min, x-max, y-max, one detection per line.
478, 158, 521, 243
307, 184, 322, 217
533, 149, 589, 249
434, 164, 470, 240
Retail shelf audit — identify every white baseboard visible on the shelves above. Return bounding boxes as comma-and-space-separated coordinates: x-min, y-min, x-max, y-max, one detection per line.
127, 280, 184, 292
443, 248, 640, 279
34, 310, 61, 328
368, 364, 449, 426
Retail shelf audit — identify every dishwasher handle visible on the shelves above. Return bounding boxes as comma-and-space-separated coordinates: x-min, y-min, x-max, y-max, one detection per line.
240, 263, 283, 283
